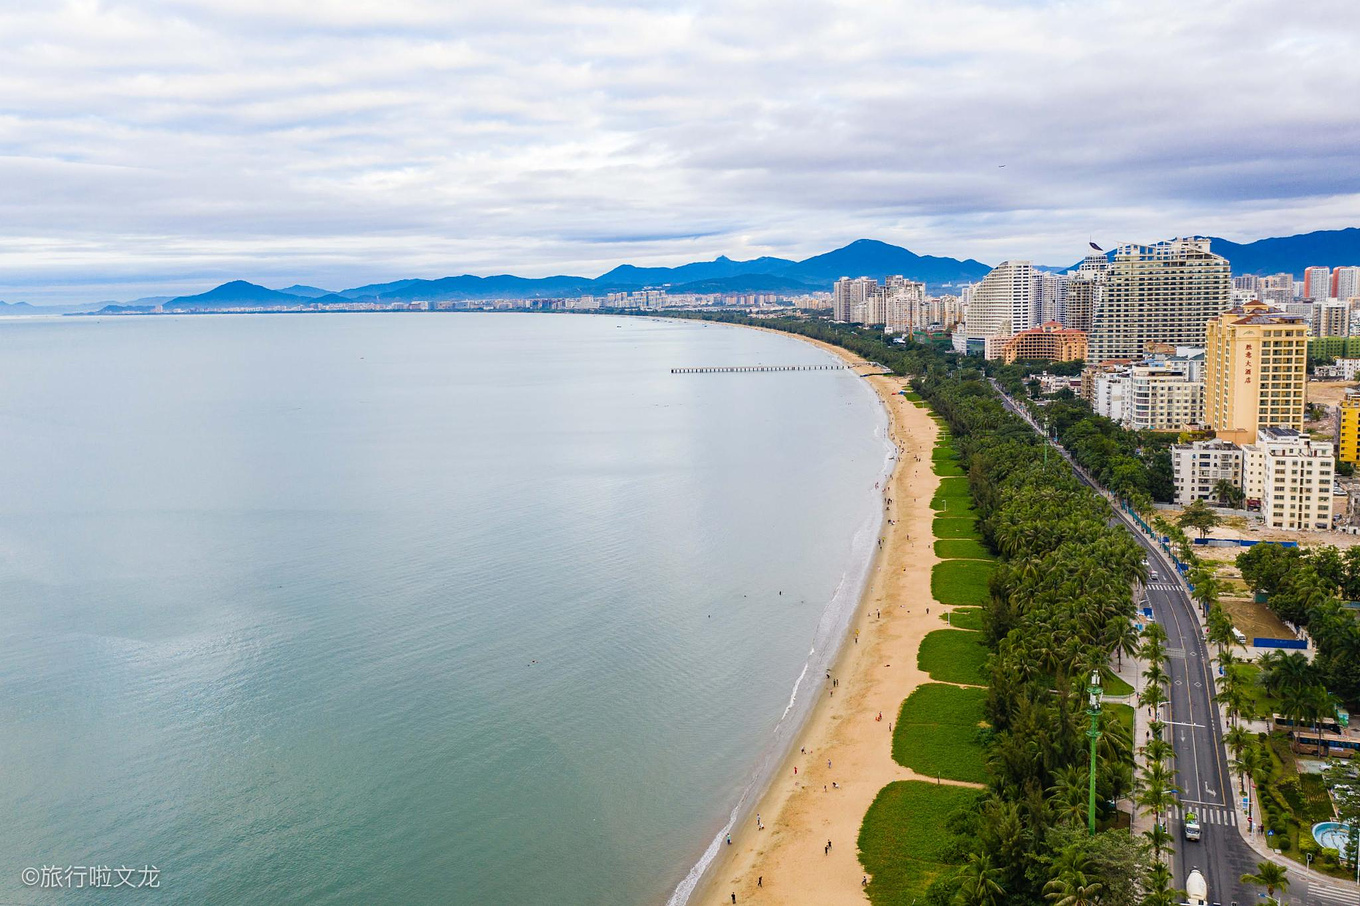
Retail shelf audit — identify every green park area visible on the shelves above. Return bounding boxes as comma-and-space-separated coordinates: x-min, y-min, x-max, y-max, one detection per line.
859, 781, 980, 905
933, 538, 993, 560
931, 559, 994, 607
933, 516, 981, 541
930, 476, 973, 513
940, 607, 983, 630
917, 629, 989, 686
892, 683, 989, 784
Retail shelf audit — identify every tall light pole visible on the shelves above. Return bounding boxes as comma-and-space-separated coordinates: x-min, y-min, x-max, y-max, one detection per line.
1087, 669, 1104, 837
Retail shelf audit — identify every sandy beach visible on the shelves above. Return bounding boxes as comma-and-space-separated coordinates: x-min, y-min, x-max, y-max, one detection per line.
690, 333, 980, 905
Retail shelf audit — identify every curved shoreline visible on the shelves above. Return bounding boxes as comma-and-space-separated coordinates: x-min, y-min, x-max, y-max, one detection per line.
680, 326, 950, 906
666, 328, 895, 906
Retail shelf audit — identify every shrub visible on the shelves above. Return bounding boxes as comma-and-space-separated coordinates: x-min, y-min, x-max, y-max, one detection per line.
1322, 846, 1341, 867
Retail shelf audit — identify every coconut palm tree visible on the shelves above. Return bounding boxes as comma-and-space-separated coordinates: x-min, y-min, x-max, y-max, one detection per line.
1211, 478, 1245, 508
1225, 725, 1253, 790
1139, 861, 1180, 906
1240, 860, 1289, 900
952, 852, 1006, 906
1043, 871, 1103, 906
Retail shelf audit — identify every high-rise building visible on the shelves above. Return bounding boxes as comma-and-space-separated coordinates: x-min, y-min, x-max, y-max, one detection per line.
832, 277, 877, 322
1339, 391, 1360, 465
954, 260, 1034, 357
1035, 272, 1068, 324
1087, 238, 1231, 363
1335, 266, 1360, 302
1304, 266, 1332, 302
1203, 300, 1308, 445
1242, 427, 1334, 530
1063, 254, 1108, 332
882, 276, 925, 335
1316, 300, 1350, 338
1260, 273, 1296, 307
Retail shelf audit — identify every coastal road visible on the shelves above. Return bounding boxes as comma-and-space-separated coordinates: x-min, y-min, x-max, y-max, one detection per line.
988, 380, 1360, 905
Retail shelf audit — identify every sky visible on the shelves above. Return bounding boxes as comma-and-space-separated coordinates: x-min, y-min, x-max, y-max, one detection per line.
2, 0, 1359, 305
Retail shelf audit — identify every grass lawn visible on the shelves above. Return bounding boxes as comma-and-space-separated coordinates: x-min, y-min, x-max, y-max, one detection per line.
930, 477, 973, 512
931, 444, 958, 462
931, 559, 994, 607
859, 780, 978, 905
917, 629, 989, 685
934, 517, 981, 540
933, 459, 966, 477
892, 683, 989, 783
1108, 703, 1135, 738
1228, 662, 1277, 720
1101, 669, 1134, 697
933, 539, 993, 560
940, 607, 983, 630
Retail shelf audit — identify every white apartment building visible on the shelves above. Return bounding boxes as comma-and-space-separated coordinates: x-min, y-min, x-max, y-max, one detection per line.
1092, 373, 1128, 423
832, 277, 878, 322
1316, 299, 1351, 337
1337, 266, 1360, 302
1171, 439, 1245, 506
1036, 272, 1068, 324
954, 260, 1035, 356
1087, 238, 1231, 363
1126, 363, 1204, 431
1314, 358, 1360, 380
1305, 266, 1332, 302
1242, 428, 1335, 530
883, 276, 926, 335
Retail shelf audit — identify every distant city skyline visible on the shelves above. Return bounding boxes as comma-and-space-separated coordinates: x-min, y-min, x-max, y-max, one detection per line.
3, 0, 1359, 304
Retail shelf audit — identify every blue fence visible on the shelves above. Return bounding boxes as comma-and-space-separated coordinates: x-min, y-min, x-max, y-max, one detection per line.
1253, 637, 1308, 650
1192, 537, 1299, 549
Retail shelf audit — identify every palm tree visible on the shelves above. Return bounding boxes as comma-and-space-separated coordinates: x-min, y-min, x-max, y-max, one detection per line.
1240, 860, 1289, 900
1139, 861, 1181, 906
1225, 725, 1252, 790
1211, 478, 1245, 508
1142, 822, 1175, 863
953, 852, 1006, 906
1110, 618, 1140, 671
1043, 870, 1103, 906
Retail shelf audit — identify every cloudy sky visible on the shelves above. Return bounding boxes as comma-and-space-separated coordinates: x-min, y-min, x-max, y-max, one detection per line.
3, 0, 1359, 304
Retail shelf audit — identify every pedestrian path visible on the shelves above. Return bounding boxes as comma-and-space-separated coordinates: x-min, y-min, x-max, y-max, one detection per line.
1308, 881, 1360, 905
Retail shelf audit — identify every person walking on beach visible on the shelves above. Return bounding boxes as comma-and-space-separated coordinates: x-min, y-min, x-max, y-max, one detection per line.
731, 893, 736, 903
726, 834, 731, 845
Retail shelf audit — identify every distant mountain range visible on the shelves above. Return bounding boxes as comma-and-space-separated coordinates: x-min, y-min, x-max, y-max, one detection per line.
10, 228, 1356, 313
1063, 228, 1360, 276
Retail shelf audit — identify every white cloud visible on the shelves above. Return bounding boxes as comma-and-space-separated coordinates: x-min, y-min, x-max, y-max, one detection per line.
1, 0, 1358, 303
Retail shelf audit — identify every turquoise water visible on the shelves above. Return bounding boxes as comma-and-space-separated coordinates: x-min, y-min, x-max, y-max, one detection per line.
1314, 821, 1355, 857
0, 313, 891, 905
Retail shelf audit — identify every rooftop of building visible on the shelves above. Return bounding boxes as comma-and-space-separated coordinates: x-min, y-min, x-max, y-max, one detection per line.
1220, 299, 1307, 326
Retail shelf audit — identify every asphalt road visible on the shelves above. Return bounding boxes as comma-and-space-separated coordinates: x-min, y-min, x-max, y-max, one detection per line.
988, 380, 1360, 905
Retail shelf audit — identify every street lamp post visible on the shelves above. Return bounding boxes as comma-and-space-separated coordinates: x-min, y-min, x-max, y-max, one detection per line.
1087, 669, 1104, 837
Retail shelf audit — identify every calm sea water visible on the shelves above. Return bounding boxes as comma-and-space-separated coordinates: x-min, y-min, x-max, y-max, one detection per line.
0, 312, 891, 905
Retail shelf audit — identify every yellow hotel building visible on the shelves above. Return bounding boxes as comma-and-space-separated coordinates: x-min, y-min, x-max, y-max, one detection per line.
1203, 300, 1307, 446
1340, 392, 1360, 464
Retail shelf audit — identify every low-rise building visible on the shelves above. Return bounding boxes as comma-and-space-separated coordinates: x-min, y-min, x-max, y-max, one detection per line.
1242, 427, 1335, 530
1171, 439, 1245, 506
997, 321, 1087, 364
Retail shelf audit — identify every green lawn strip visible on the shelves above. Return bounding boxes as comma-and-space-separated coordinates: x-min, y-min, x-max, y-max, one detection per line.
859, 780, 979, 905
939, 607, 983, 630
1101, 669, 1134, 697
931, 560, 994, 607
933, 517, 981, 540
930, 477, 973, 512
892, 683, 989, 783
917, 629, 989, 685
1108, 703, 1134, 738
933, 539, 993, 560
933, 460, 966, 477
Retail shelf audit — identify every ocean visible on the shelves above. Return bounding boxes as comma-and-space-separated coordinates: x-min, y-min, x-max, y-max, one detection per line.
0, 312, 892, 904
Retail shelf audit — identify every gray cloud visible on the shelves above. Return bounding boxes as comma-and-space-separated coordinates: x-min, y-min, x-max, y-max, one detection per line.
1, 0, 1358, 303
